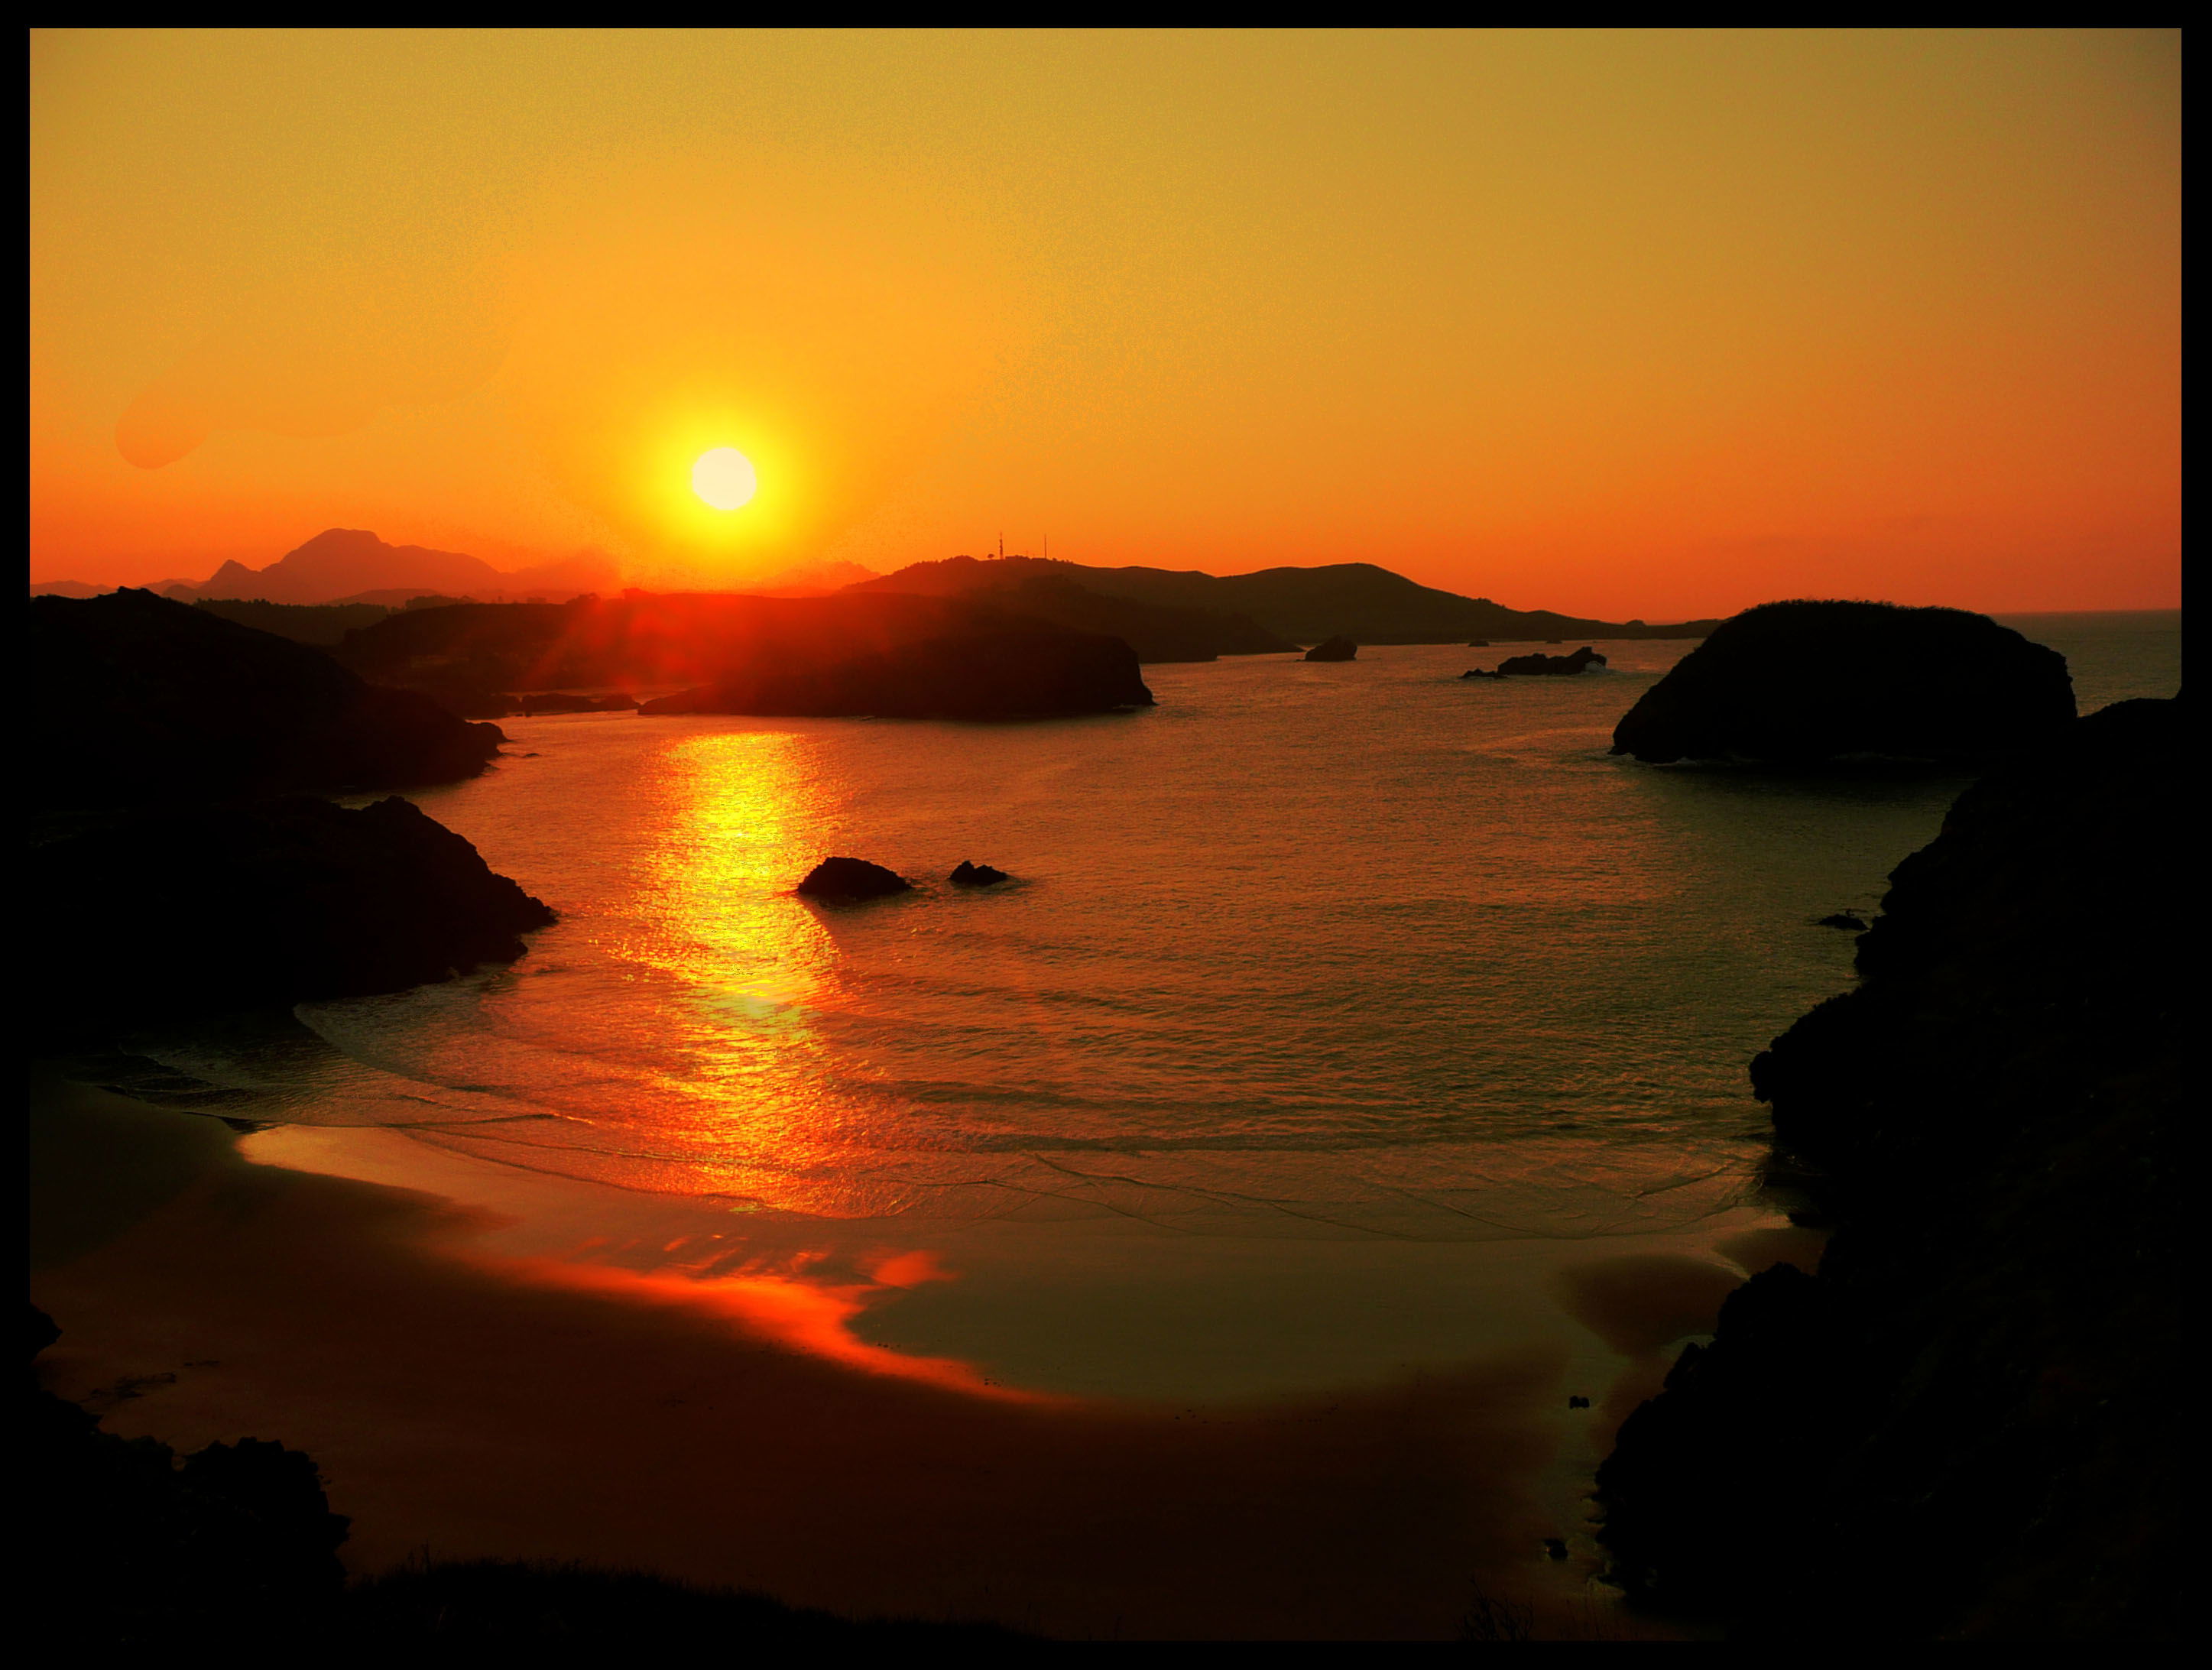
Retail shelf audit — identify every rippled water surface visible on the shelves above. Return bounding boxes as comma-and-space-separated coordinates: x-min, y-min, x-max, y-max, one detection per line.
125, 613, 2178, 1399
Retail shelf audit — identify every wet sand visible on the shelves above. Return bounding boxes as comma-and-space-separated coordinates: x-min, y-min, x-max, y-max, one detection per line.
32, 1075, 1657, 1639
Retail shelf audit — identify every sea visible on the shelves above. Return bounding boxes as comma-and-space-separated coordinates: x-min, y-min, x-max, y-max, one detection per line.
102, 610, 2181, 1412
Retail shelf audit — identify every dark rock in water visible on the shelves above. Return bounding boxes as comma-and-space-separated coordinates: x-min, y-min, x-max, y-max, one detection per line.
1303, 635, 1357, 662
1568, 1396, 1591, 1409
30, 588, 502, 810
1461, 669, 1507, 680
1814, 913, 1868, 931
1497, 646, 1606, 676
1610, 600, 2074, 766
949, 861, 1009, 887
27, 796, 554, 1045
796, 857, 912, 903
1596, 696, 2186, 1639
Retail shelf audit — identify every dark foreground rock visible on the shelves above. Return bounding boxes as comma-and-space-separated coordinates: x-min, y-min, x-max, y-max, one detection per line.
1596, 696, 2185, 1639
31, 589, 503, 809
1813, 913, 1868, 931
796, 857, 913, 903
1610, 600, 2074, 765
28, 1305, 349, 1647
28, 796, 555, 1043
1497, 646, 1606, 676
949, 861, 1009, 887
1303, 635, 1357, 662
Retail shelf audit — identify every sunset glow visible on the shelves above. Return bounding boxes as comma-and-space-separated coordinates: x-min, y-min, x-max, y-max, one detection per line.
27, 29, 2178, 611
692, 447, 758, 511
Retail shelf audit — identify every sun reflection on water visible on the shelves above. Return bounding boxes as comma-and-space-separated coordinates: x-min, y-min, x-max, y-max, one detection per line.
611, 728, 859, 1208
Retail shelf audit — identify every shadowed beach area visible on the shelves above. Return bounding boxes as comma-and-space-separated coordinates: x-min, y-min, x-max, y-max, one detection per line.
32, 1075, 1608, 1641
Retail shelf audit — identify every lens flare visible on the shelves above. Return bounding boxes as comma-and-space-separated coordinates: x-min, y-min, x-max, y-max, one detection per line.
692, 447, 757, 511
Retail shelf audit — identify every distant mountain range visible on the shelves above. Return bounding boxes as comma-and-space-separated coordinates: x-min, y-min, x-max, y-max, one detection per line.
30, 529, 622, 608
847, 555, 1717, 650
31, 536, 1716, 652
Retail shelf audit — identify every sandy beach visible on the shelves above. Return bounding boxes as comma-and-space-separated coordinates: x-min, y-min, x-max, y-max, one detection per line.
35, 1071, 1702, 1639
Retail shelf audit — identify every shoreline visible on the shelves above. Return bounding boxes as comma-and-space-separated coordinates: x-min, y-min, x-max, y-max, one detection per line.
35, 1069, 1698, 1639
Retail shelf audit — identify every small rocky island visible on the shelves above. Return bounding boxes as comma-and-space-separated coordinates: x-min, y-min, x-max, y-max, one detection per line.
1497, 645, 1606, 676
1596, 695, 2184, 1639
1303, 636, 1357, 662
796, 857, 913, 902
1610, 600, 2074, 765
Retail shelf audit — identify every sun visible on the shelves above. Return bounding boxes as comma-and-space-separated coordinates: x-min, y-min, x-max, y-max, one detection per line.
691, 446, 757, 511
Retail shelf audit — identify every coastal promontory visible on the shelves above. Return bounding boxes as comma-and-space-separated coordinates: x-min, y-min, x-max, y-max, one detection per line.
341, 592, 1154, 722
30, 796, 556, 1040
1609, 600, 2074, 765
31, 589, 504, 807
1595, 695, 2184, 1638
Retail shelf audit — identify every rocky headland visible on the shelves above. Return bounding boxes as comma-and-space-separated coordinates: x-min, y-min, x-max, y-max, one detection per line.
1303, 635, 1357, 662
642, 625, 1150, 720
30, 796, 556, 1043
1595, 695, 2184, 1639
342, 592, 1154, 722
1610, 600, 2075, 766
31, 589, 504, 808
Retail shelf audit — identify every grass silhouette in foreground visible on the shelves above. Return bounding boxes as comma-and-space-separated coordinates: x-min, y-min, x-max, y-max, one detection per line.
27, 1305, 1026, 1647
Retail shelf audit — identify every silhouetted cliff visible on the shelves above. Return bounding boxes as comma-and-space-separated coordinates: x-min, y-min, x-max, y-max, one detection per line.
850, 554, 1717, 645
1610, 600, 2074, 765
31, 589, 502, 809
1596, 696, 2184, 1639
29, 796, 555, 1041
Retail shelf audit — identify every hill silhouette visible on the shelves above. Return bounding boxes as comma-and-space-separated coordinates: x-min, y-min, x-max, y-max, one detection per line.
339, 592, 1153, 720
848, 554, 1717, 646
154, 530, 621, 607
1610, 601, 2075, 765
848, 557, 1294, 660
30, 589, 504, 810
185, 528, 504, 605
1597, 696, 2184, 1638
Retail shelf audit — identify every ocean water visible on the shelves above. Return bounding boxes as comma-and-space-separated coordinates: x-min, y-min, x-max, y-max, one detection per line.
116, 612, 2179, 1403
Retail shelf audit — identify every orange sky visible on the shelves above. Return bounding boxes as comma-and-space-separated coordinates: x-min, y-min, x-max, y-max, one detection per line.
29, 29, 2179, 617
